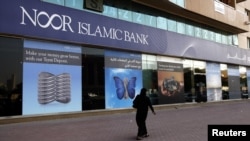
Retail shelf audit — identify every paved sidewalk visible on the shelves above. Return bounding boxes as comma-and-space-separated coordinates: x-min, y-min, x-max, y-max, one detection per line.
0, 100, 250, 141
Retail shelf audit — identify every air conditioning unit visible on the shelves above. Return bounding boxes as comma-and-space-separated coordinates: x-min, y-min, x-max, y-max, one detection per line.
244, 21, 250, 25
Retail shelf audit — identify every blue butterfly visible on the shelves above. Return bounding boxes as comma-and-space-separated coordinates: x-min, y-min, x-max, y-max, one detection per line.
113, 76, 136, 100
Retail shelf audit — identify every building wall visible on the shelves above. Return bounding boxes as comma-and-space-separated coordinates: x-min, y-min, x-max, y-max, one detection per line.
1, 0, 250, 118
186, 0, 249, 32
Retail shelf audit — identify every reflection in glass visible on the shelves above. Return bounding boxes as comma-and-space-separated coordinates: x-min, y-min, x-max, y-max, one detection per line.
221, 64, 229, 99
239, 66, 248, 99
0, 37, 23, 117
167, 17, 177, 32
193, 61, 207, 102
82, 47, 104, 110
157, 17, 167, 30
227, 65, 241, 99
142, 54, 158, 105
65, 0, 84, 10
206, 62, 222, 101
183, 60, 194, 102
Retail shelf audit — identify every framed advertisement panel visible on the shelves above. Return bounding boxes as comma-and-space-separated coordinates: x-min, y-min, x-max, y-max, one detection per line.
105, 50, 142, 109
157, 58, 185, 104
22, 40, 82, 115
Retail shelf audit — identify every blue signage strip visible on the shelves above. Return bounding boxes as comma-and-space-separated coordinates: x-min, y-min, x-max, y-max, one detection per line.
1, 0, 250, 66
0, 0, 167, 54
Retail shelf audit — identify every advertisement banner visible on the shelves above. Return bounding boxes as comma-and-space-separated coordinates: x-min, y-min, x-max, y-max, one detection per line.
104, 50, 142, 109
23, 40, 82, 115
157, 62, 185, 104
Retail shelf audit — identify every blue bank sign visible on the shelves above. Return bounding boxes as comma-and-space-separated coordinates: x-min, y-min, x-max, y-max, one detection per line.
2, 0, 250, 66
20, 6, 149, 46
0, 0, 167, 53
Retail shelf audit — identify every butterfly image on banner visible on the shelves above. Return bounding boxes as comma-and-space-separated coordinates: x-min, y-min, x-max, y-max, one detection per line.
113, 76, 136, 100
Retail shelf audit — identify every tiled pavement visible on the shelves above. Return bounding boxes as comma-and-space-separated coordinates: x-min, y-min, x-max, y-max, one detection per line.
0, 99, 250, 141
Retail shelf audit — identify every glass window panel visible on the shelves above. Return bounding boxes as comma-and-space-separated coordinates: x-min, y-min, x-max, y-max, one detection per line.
194, 60, 206, 73
210, 31, 216, 42
0, 37, 23, 116
157, 55, 182, 63
103, 6, 117, 18
239, 66, 247, 98
228, 35, 233, 45
65, 0, 83, 10
82, 47, 104, 110
118, 9, 132, 22
43, 0, 64, 6
169, 0, 185, 7
177, 21, 185, 34
144, 14, 156, 27
142, 54, 158, 104
193, 61, 206, 102
169, 0, 177, 4
176, 0, 185, 8
156, 17, 167, 30
221, 34, 228, 44
220, 64, 229, 100
132, 12, 145, 24
185, 24, 194, 36
142, 54, 157, 70
207, 30, 213, 41
202, 29, 209, 40
232, 35, 238, 46
183, 59, 194, 102
167, 18, 177, 32
194, 26, 202, 38
248, 38, 250, 49
215, 32, 222, 43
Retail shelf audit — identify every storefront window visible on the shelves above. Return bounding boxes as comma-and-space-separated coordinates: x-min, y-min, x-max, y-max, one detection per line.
227, 65, 241, 99
221, 64, 229, 100
193, 61, 207, 102
82, 47, 104, 110
206, 62, 222, 101
247, 68, 250, 98
183, 59, 194, 102
0, 37, 23, 116
142, 54, 158, 105
239, 66, 248, 98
